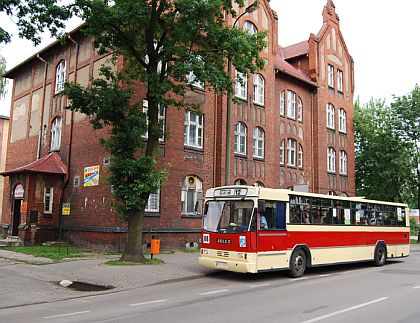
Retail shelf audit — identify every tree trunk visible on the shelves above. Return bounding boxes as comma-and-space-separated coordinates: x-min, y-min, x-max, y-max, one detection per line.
120, 209, 147, 262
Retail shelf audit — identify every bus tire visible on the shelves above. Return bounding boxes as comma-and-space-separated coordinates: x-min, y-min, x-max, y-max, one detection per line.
288, 249, 307, 278
374, 243, 387, 266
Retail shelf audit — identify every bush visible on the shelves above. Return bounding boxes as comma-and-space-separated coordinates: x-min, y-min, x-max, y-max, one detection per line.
410, 217, 419, 236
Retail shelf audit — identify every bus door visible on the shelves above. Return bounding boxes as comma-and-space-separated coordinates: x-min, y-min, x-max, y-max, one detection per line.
257, 201, 287, 252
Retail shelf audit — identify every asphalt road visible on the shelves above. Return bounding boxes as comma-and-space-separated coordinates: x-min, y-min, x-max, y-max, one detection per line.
1, 250, 420, 323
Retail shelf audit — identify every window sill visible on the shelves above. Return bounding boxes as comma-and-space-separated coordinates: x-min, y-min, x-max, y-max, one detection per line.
145, 212, 160, 217
253, 156, 265, 162
327, 171, 337, 175
339, 131, 347, 135
184, 146, 204, 153
50, 148, 61, 152
326, 127, 335, 131
234, 95, 247, 102
181, 213, 202, 219
234, 153, 247, 159
253, 101, 265, 107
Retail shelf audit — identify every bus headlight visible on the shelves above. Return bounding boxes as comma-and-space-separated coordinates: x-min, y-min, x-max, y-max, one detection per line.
202, 249, 209, 255
238, 253, 247, 259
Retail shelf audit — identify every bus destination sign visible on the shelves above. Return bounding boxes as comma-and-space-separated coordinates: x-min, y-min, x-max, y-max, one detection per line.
214, 188, 247, 197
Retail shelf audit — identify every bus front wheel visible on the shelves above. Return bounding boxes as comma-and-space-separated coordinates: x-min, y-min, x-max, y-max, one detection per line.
288, 249, 306, 278
374, 243, 387, 266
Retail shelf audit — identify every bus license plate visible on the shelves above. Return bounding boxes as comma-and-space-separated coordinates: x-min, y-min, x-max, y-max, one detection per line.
216, 261, 228, 269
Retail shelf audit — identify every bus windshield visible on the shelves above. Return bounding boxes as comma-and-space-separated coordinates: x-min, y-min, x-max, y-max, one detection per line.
203, 200, 255, 233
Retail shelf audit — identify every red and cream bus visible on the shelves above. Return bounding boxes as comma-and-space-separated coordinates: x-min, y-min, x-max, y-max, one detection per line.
199, 186, 410, 277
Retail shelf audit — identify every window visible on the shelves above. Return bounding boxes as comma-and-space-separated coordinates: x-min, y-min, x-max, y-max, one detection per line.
253, 127, 264, 158
55, 60, 66, 94
253, 74, 264, 105
287, 138, 297, 166
243, 21, 257, 35
298, 144, 303, 168
280, 139, 285, 165
181, 176, 203, 215
287, 91, 296, 119
327, 147, 336, 173
339, 108, 346, 133
145, 190, 160, 213
337, 69, 343, 92
234, 179, 247, 185
73, 176, 80, 187
235, 71, 247, 100
280, 91, 285, 116
186, 56, 204, 89
234, 122, 247, 155
184, 111, 203, 148
50, 117, 62, 151
340, 150, 348, 175
326, 103, 335, 129
143, 100, 165, 142
297, 97, 303, 121
44, 187, 53, 214
328, 64, 334, 88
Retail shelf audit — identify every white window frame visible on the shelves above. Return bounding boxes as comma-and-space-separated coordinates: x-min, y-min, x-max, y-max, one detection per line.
235, 71, 247, 100
327, 147, 336, 173
339, 108, 347, 133
234, 122, 247, 155
287, 138, 296, 166
280, 139, 285, 165
297, 97, 303, 122
328, 64, 334, 88
287, 91, 296, 119
145, 190, 160, 213
50, 117, 62, 151
327, 103, 335, 129
44, 187, 53, 214
280, 91, 285, 116
337, 69, 343, 92
184, 111, 203, 149
298, 144, 303, 168
253, 127, 264, 158
244, 20, 257, 35
181, 176, 203, 215
253, 74, 264, 106
340, 150, 348, 175
142, 100, 165, 142
55, 60, 66, 94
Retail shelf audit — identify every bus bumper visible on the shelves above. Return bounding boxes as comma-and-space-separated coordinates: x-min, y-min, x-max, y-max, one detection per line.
199, 249, 257, 273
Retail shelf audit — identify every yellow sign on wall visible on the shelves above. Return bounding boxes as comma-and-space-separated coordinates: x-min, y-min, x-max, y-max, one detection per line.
84, 165, 100, 187
62, 203, 71, 216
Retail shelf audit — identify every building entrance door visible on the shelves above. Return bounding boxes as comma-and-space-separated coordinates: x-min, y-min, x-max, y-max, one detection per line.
12, 199, 22, 236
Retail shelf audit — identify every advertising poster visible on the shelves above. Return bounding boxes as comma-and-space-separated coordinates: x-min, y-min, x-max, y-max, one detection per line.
84, 165, 100, 187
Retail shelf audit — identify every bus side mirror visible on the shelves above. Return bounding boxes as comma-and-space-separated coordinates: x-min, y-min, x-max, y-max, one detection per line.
258, 200, 265, 213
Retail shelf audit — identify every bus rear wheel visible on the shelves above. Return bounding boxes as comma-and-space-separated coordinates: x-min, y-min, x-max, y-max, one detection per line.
288, 249, 306, 278
374, 243, 387, 266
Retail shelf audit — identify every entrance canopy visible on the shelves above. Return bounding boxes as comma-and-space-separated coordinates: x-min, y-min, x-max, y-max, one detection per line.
1, 152, 67, 176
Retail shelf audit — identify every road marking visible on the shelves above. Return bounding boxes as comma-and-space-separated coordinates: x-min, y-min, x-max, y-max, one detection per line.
130, 299, 167, 307
290, 277, 308, 282
250, 283, 270, 288
43, 311, 90, 319
413, 285, 420, 289
301, 297, 388, 323
199, 289, 229, 295
318, 274, 332, 277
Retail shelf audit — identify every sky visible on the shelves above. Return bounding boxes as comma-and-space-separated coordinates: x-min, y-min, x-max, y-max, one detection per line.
1, 0, 419, 116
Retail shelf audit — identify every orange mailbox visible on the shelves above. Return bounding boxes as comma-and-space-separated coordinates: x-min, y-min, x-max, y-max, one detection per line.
151, 237, 160, 256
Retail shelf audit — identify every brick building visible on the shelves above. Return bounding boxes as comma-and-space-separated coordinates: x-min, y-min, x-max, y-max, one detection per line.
1, 0, 355, 249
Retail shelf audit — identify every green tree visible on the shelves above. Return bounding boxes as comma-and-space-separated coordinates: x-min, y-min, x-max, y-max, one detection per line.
0, 55, 7, 98
354, 99, 412, 202
391, 85, 420, 210
62, 0, 266, 262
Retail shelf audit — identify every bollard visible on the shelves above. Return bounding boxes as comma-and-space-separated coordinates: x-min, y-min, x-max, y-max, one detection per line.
150, 235, 160, 259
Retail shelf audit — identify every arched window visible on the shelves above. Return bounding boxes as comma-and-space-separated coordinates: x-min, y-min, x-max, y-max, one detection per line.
298, 97, 303, 121
280, 91, 285, 116
287, 138, 296, 166
181, 176, 203, 215
298, 144, 303, 168
287, 91, 296, 119
235, 70, 247, 100
280, 139, 285, 165
50, 117, 62, 151
254, 182, 264, 187
234, 179, 247, 185
327, 147, 336, 173
327, 103, 335, 129
253, 74, 264, 105
234, 122, 247, 155
339, 108, 347, 133
55, 60, 66, 94
244, 21, 257, 35
253, 127, 264, 158
340, 150, 348, 175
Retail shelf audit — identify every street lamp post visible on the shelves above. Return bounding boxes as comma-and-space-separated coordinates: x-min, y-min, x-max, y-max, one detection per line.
225, 1, 259, 186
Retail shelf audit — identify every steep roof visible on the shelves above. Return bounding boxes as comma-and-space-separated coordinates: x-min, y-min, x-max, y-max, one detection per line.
275, 49, 316, 87
282, 40, 309, 60
1, 152, 67, 176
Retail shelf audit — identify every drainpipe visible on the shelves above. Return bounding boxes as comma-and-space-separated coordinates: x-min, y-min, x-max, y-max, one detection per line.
36, 54, 48, 160
310, 88, 317, 193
